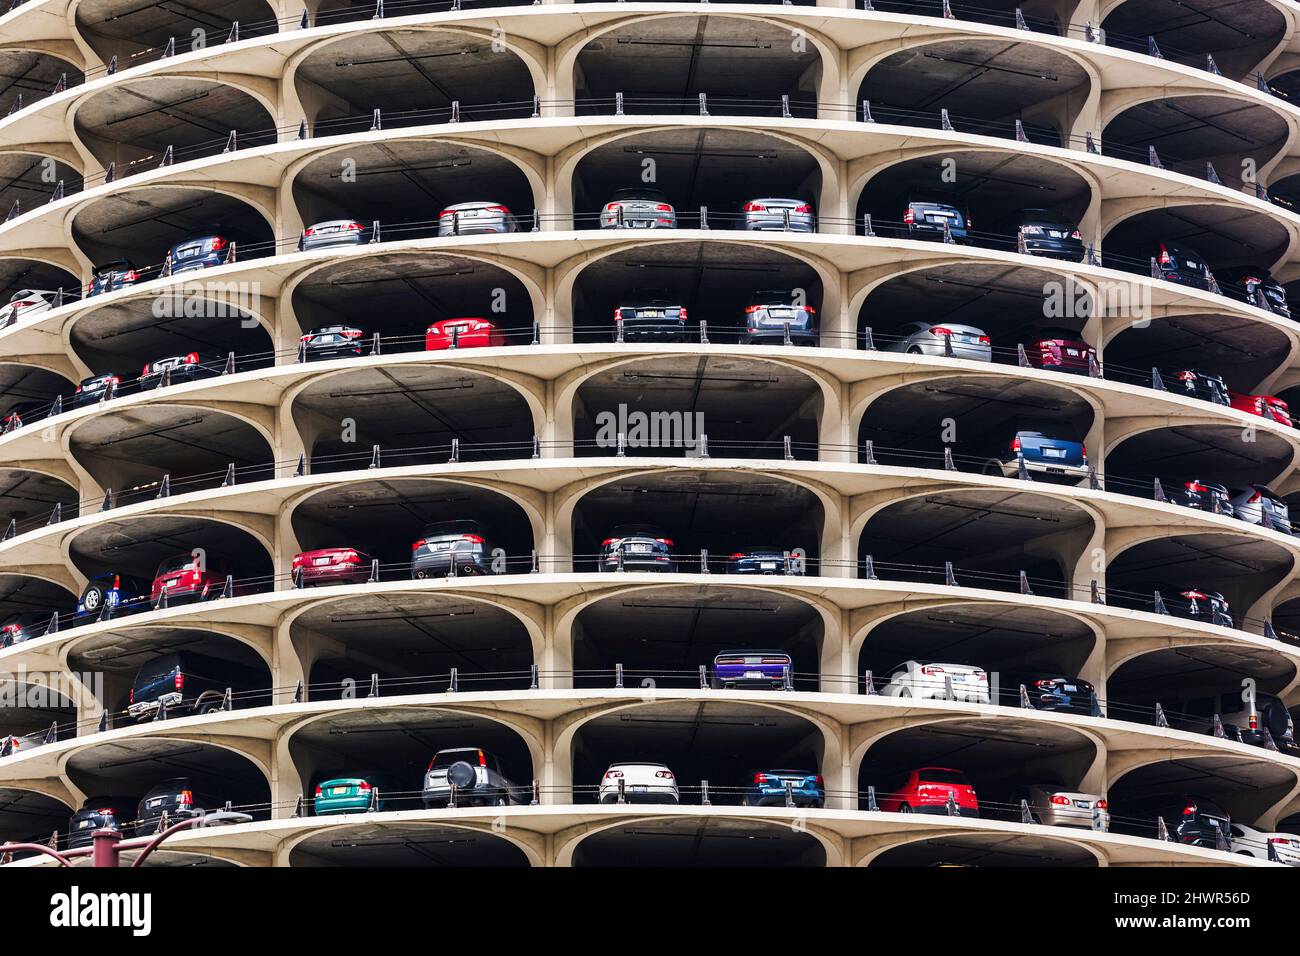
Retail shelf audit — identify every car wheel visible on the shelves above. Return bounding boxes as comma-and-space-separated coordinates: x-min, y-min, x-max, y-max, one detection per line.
198, 700, 223, 715
898, 803, 912, 813
79, 582, 108, 614
898, 688, 912, 699
414, 569, 427, 580
982, 459, 1004, 476
906, 345, 923, 355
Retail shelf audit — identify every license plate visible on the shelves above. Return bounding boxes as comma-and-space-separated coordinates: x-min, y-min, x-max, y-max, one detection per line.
179, 245, 200, 258
330, 787, 346, 795
1185, 260, 1199, 270
1063, 683, 1077, 692
745, 670, 765, 679
1074, 800, 1090, 808
639, 310, 663, 318
959, 334, 979, 343
1043, 447, 1065, 459
433, 542, 452, 551
78, 820, 94, 829
148, 797, 164, 807
1066, 348, 1080, 357
1049, 230, 1064, 238
630, 785, 649, 792
316, 335, 338, 344
760, 561, 777, 570
629, 543, 651, 553
314, 557, 331, 565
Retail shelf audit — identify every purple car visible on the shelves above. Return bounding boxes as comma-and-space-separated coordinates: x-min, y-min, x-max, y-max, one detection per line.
712, 650, 793, 690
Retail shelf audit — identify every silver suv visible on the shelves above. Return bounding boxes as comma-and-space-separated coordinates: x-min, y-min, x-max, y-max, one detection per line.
422, 747, 521, 808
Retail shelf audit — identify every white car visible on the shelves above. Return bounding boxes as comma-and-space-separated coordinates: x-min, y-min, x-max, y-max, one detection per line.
599, 762, 679, 804
880, 661, 990, 703
438, 201, 516, 236
1018, 784, 1109, 829
1229, 822, 1300, 865
0, 289, 57, 327
882, 320, 992, 362
301, 219, 366, 250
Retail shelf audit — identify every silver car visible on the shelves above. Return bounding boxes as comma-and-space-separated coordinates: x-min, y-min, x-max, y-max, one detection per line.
1229, 484, 1291, 534
600, 188, 676, 229
422, 747, 520, 807
742, 197, 814, 232
302, 219, 366, 250
883, 320, 992, 362
438, 201, 516, 237
0, 289, 57, 327
1018, 784, 1109, 829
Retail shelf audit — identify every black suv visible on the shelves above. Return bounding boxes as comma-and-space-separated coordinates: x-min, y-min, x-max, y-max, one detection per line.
1138, 795, 1232, 848
1176, 479, 1231, 514
614, 288, 688, 342
1174, 691, 1296, 749
67, 795, 134, 848
1153, 242, 1212, 290
126, 651, 267, 721
1016, 209, 1084, 260
1215, 265, 1290, 318
134, 777, 227, 833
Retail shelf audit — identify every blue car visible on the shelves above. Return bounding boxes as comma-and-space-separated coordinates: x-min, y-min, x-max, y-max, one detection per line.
165, 230, 240, 275
87, 259, 140, 297
75, 573, 150, 621
985, 430, 1088, 482
744, 770, 824, 808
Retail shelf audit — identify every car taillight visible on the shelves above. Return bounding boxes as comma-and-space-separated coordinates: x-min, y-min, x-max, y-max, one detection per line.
814, 775, 824, 787
753, 772, 769, 783
601, 538, 616, 547
478, 750, 487, 767
486, 206, 510, 214
142, 363, 152, 376
1070, 229, 1082, 240
357, 780, 372, 792
1179, 370, 1195, 382
124, 271, 139, 281
654, 204, 672, 212
1081, 444, 1087, 461
314, 785, 323, 797
1158, 246, 1173, 265
412, 539, 426, 551
965, 216, 972, 229
1050, 795, 1071, 806
1010, 436, 1021, 453
678, 308, 687, 321
794, 203, 812, 214
461, 534, 485, 544
655, 538, 674, 547
174, 671, 184, 690
292, 554, 304, 568
903, 208, 915, 224
129, 688, 134, 704
655, 770, 673, 779
605, 770, 623, 778
1187, 481, 1207, 493
184, 352, 199, 364
1096, 799, 1107, 810
342, 550, 359, 562
730, 552, 746, 560
178, 790, 193, 806
345, 222, 362, 231
977, 335, 990, 343
744, 305, 762, 314
1182, 803, 1197, 816
929, 326, 953, 336
604, 203, 619, 213
300, 333, 311, 343
1250, 714, 1259, 730
210, 237, 227, 251
744, 202, 766, 212
1248, 491, 1262, 503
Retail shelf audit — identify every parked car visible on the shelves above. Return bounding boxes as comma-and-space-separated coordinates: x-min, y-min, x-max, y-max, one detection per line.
712, 650, 793, 690
1171, 588, 1232, 627
138, 352, 220, 390
165, 230, 240, 274
1153, 242, 1213, 290
1134, 795, 1231, 848
880, 661, 990, 703
426, 317, 507, 350
741, 198, 813, 232
1004, 673, 1095, 714
1, 400, 42, 431
87, 259, 141, 297
744, 770, 824, 807
126, 650, 265, 721
293, 547, 373, 586
1160, 367, 1229, 405
422, 747, 519, 807
301, 325, 368, 361
67, 796, 133, 848
134, 777, 224, 833
1215, 265, 1290, 318
0, 612, 53, 647
0, 728, 50, 755
438, 201, 515, 236
599, 524, 676, 572
70, 372, 122, 408
724, 547, 803, 575
877, 766, 979, 816
301, 219, 367, 250
314, 773, 396, 815
410, 520, 494, 577
741, 289, 817, 345
601, 188, 676, 229
1023, 328, 1096, 375
1229, 484, 1291, 533
1013, 784, 1108, 829
1177, 479, 1231, 514
1172, 690, 1296, 749
598, 762, 679, 804
985, 430, 1089, 481
1017, 209, 1084, 260
903, 200, 969, 242
150, 552, 235, 606
883, 320, 991, 362
1229, 391, 1292, 426
614, 288, 687, 342
0, 289, 58, 326
1229, 823, 1300, 864
75, 572, 150, 621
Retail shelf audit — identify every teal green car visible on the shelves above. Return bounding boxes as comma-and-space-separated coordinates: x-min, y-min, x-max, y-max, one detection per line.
313, 775, 394, 815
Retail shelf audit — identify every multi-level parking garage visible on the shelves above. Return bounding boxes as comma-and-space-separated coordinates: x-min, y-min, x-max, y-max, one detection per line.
3, 0, 1300, 869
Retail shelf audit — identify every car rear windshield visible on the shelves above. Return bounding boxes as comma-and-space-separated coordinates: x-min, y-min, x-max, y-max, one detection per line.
431, 749, 482, 768
135, 654, 181, 685
423, 520, 480, 538
748, 290, 801, 306
919, 769, 971, 786
156, 555, 194, 575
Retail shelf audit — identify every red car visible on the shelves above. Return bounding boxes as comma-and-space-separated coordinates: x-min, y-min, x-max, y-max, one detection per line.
292, 547, 372, 586
1025, 331, 1096, 375
426, 317, 506, 351
150, 553, 231, 606
877, 766, 979, 817
1229, 391, 1292, 426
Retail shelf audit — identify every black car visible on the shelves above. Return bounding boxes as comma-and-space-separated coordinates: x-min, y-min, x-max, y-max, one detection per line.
87, 259, 141, 297
410, 519, 494, 577
67, 795, 134, 848
1136, 795, 1232, 848
1017, 209, 1084, 260
725, 547, 804, 575
0, 611, 54, 647
138, 352, 221, 390
600, 524, 676, 572
1158, 367, 1229, 405
903, 199, 970, 242
1174, 690, 1296, 749
126, 650, 267, 721
614, 288, 688, 342
1170, 588, 1232, 627
302, 325, 368, 361
2, 400, 43, 431
1003, 673, 1095, 714
1153, 242, 1212, 291
1176, 479, 1231, 514
134, 777, 226, 834
1215, 265, 1290, 318
70, 372, 122, 408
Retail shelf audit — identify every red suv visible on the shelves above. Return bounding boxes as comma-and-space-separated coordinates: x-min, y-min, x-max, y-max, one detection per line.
878, 766, 979, 817
150, 552, 230, 606
1229, 391, 1292, 426
292, 547, 372, 586
1025, 329, 1096, 375
426, 317, 506, 350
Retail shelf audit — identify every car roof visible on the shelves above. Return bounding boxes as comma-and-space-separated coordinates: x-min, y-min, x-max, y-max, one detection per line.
716, 648, 790, 655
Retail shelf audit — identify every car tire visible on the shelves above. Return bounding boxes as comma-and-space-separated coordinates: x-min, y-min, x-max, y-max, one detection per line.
79, 582, 108, 615
982, 459, 1004, 476
414, 569, 428, 580
898, 804, 912, 813
906, 346, 923, 355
